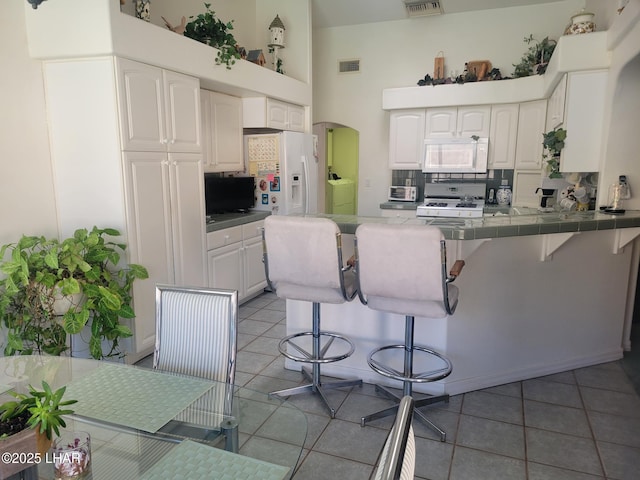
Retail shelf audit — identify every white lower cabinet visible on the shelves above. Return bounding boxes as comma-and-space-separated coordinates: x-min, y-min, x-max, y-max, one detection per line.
207, 220, 267, 303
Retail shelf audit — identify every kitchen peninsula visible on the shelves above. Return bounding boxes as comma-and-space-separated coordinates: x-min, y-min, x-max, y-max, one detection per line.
284, 210, 640, 395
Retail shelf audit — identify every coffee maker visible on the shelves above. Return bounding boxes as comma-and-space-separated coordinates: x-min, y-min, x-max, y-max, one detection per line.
536, 188, 556, 209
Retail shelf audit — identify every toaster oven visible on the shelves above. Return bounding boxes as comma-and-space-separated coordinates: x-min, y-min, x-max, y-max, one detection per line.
388, 186, 417, 202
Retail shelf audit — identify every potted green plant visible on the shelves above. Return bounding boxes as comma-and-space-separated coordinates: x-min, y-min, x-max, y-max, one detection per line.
183, 2, 241, 69
542, 127, 567, 178
0, 227, 148, 360
0, 381, 77, 478
513, 35, 557, 77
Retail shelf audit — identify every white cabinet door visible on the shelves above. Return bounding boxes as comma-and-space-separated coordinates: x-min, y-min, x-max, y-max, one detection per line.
515, 100, 547, 170
560, 70, 608, 173
243, 235, 267, 299
426, 106, 490, 138
425, 108, 457, 137
242, 97, 305, 132
163, 70, 201, 153
388, 109, 425, 169
122, 151, 174, 353
266, 98, 288, 130
122, 151, 207, 352
457, 106, 491, 137
488, 104, 519, 169
287, 103, 305, 132
117, 59, 165, 152
206, 91, 243, 172
267, 98, 305, 132
117, 58, 201, 153
546, 74, 567, 131
208, 242, 243, 295
168, 153, 207, 286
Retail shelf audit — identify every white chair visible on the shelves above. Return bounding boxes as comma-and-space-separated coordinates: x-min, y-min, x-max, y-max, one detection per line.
354, 223, 464, 441
262, 216, 362, 417
375, 396, 416, 480
153, 284, 238, 449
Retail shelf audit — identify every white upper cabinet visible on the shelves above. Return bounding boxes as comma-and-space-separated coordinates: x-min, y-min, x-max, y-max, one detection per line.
546, 74, 567, 131
388, 109, 426, 169
201, 90, 244, 172
560, 70, 608, 173
488, 104, 519, 169
425, 106, 490, 138
117, 58, 201, 153
515, 100, 547, 170
243, 97, 305, 132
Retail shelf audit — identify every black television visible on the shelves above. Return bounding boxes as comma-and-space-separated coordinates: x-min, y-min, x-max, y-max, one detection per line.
204, 175, 255, 214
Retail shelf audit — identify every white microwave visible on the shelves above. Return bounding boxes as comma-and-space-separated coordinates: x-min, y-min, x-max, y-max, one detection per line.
388, 186, 417, 202
423, 137, 489, 173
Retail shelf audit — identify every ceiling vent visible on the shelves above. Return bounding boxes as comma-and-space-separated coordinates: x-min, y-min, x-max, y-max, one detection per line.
403, 0, 443, 17
339, 59, 360, 73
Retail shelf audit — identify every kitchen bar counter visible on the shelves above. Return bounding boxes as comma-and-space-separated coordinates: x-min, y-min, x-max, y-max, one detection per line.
283, 210, 640, 396
323, 209, 640, 239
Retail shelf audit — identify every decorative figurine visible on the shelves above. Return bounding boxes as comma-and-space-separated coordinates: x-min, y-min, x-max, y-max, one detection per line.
268, 14, 285, 72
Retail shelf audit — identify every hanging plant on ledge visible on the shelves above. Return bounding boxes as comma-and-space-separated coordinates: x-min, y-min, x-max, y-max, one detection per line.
513, 35, 557, 77
542, 127, 567, 178
183, 3, 241, 69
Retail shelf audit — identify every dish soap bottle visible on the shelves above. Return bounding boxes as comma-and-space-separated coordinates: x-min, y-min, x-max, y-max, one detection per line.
496, 179, 512, 206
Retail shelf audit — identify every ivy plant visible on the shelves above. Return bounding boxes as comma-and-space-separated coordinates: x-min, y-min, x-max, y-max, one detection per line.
183, 3, 241, 69
513, 35, 557, 77
542, 127, 567, 178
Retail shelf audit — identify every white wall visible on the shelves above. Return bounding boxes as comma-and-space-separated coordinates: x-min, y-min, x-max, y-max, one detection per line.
0, 1, 58, 246
599, 0, 640, 210
312, 0, 587, 215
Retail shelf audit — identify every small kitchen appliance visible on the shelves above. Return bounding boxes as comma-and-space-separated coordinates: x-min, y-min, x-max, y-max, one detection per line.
416, 182, 485, 218
423, 137, 489, 174
535, 187, 556, 209
605, 175, 631, 214
388, 185, 417, 202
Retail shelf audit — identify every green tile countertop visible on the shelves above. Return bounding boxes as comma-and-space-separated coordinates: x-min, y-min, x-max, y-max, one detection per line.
304, 210, 640, 240
206, 210, 270, 232
379, 201, 423, 210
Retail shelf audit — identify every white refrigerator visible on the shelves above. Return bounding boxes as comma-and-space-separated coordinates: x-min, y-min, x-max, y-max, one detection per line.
245, 132, 318, 215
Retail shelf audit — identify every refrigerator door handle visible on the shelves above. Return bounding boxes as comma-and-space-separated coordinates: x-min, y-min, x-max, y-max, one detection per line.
301, 155, 310, 214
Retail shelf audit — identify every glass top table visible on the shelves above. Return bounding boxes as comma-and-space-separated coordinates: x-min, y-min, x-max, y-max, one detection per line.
0, 355, 307, 479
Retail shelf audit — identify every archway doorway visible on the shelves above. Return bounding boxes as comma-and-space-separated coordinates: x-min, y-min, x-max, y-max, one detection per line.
313, 122, 359, 214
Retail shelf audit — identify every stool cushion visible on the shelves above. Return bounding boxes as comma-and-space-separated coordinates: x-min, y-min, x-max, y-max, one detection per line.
275, 270, 356, 304
366, 284, 458, 318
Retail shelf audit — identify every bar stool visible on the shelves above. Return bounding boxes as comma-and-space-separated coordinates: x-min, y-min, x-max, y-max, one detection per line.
262, 216, 362, 417
354, 223, 464, 441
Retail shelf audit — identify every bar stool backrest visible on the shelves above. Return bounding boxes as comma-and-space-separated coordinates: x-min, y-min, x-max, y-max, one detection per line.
355, 224, 458, 318
263, 216, 355, 304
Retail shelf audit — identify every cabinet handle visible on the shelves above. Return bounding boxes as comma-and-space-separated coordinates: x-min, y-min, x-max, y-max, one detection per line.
170, 139, 176, 144
162, 138, 168, 144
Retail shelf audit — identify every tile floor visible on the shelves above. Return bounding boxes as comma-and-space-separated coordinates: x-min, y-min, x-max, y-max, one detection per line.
145, 292, 640, 479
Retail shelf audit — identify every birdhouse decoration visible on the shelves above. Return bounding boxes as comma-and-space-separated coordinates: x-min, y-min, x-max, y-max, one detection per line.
268, 14, 285, 72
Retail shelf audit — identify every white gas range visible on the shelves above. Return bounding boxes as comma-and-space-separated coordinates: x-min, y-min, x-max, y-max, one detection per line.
416, 183, 486, 218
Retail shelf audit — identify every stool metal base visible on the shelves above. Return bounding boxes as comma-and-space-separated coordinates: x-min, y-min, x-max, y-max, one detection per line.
271, 366, 362, 418
270, 302, 362, 418
361, 383, 449, 441
360, 315, 452, 442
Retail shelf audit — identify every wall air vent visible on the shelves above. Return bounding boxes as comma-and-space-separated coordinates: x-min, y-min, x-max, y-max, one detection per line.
339, 59, 360, 73
403, 0, 443, 17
